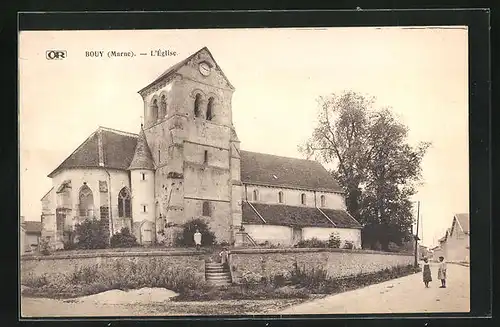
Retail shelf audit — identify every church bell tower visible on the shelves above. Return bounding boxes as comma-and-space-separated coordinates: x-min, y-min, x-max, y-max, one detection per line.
137, 47, 242, 244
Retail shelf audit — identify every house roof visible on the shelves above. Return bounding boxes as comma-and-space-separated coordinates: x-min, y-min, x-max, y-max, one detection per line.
454, 213, 469, 234
24, 221, 42, 234
320, 208, 362, 228
240, 150, 344, 193
242, 202, 361, 228
40, 187, 54, 201
138, 47, 234, 95
128, 127, 155, 170
48, 127, 138, 177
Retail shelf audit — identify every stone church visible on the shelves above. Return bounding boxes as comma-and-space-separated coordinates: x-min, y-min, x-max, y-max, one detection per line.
40, 47, 362, 249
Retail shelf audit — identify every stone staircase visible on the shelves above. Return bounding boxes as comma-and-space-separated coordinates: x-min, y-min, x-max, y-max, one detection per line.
205, 261, 232, 286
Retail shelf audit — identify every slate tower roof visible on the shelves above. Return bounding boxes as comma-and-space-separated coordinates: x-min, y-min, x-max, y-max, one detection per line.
128, 125, 155, 170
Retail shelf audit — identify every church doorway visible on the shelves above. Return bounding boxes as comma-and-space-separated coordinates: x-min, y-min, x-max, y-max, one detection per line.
140, 220, 154, 245
292, 227, 302, 245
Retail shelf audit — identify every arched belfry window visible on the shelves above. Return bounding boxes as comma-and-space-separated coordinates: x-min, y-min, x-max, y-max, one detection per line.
301, 193, 306, 205
159, 94, 167, 119
202, 201, 211, 217
320, 195, 326, 207
278, 191, 284, 204
253, 189, 259, 202
206, 97, 214, 121
118, 187, 132, 217
78, 184, 94, 217
150, 99, 159, 123
194, 94, 202, 118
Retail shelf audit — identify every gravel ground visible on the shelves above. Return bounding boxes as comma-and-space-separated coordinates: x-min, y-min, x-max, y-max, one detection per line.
21, 295, 305, 317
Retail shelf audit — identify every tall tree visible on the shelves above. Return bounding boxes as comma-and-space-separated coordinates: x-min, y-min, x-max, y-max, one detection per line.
300, 91, 430, 250
299, 91, 374, 220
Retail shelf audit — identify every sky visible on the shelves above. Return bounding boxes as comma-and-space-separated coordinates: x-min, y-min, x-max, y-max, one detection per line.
19, 27, 469, 247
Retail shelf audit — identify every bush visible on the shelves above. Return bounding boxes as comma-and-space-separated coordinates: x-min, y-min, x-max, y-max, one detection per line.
388, 241, 400, 252
39, 237, 51, 255
295, 237, 328, 248
22, 273, 49, 288
74, 218, 109, 249
63, 241, 77, 251
175, 218, 216, 247
289, 261, 329, 288
328, 233, 341, 248
373, 241, 382, 251
110, 227, 138, 248
68, 265, 100, 285
343, 241, 354, 249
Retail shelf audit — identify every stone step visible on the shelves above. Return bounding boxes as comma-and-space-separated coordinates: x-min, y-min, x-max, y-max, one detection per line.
205, 264, 225, 268
206, 274, 231, 279
206, 274, 232, 279
206, 270, 230, 275
209, 280, 232, 286
205, 268, 229, 273
207, 279, 232, 284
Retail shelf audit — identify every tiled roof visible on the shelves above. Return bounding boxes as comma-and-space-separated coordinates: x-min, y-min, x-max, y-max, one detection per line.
128, 127, 155, 170
240, 150, 344, 193
48, 129, 345, 196
24, 221, 42, 234
320, 208, 362, 228
48, 127, 138, 177
455, 213, 469, 234
138, 47, 234, 94
242, 202, 361, 228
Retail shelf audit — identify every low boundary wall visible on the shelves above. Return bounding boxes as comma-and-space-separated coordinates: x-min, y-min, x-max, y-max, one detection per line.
21, 248, 413, 284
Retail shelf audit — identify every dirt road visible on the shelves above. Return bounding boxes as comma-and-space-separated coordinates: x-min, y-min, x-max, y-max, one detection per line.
277, 263, 470, 315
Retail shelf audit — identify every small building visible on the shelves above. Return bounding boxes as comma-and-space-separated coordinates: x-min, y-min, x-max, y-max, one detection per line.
22, 220, 42, 253
446, 213, 470, 263
431, 213, 469, 263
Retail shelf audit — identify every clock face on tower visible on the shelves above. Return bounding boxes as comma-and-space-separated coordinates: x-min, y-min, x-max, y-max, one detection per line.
199, 62, 211, 76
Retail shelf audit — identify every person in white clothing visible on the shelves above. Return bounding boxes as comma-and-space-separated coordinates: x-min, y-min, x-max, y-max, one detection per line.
194, 229, 202, 250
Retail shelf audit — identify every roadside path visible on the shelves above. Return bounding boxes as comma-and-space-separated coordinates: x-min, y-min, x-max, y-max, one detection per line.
277, 263, 470, 314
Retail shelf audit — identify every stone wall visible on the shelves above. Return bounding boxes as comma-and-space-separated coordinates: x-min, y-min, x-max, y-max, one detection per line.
229, 248, 413, 283
22, 248, 413, 287
21, 251, 206, 282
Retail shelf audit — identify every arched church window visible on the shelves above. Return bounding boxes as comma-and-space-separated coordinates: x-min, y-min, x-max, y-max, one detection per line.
194, 94, 202, 118
118, 187, 131, 217
301, 193, 306, 205
320, 195, 326, 207
202, 201, 211, 217
150, 99, 159, 123
159, 94, 167, 119
78, 184, 94, 217
278, 191, 284, 204
206, 97, 214, 121
253, 189, 259, 202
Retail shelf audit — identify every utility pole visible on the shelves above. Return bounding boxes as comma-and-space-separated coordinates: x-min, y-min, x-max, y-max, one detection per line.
414, 201, 420, 267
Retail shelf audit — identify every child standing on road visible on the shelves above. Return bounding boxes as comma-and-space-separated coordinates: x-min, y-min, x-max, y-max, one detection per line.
437, 256, 447, 288
422, 257, 432, 288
